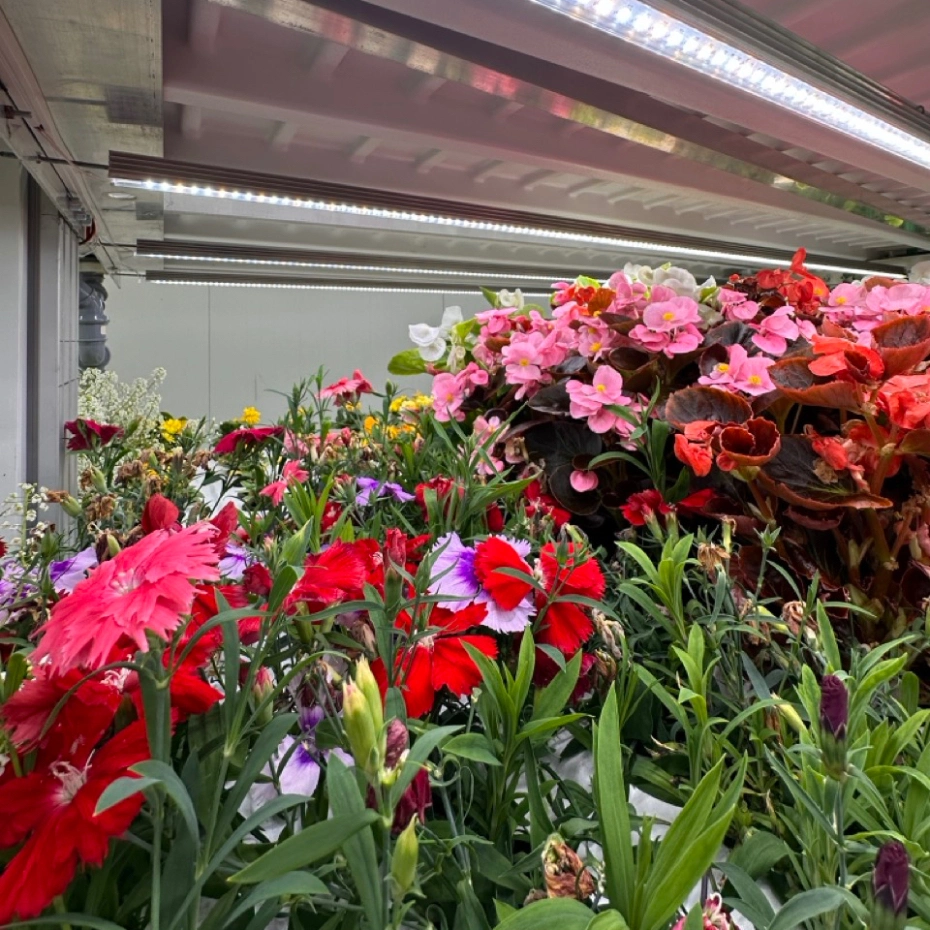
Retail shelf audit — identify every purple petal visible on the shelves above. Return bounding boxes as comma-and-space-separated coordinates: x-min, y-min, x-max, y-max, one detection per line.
477, 592, 535, 633
429, 533, 480, 608
272, 736, 321, 797
384, 482, 415, 503
49, 547, 98, 594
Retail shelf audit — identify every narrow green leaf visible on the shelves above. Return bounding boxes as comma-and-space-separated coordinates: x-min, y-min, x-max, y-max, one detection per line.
767, 887, 850, 930
132, 759, 200, 843
444, 733, 501, 766
328, 755, 384, 930
594, 687, 635, 919
533, 650, 582, 722
390, 724, 460, 807
95, 775, 160, 815
229, 811, 381, 883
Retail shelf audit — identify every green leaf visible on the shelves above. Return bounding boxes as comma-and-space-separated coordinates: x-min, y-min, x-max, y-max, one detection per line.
388, 348, 429, 376
594, 687, 635, 920
717, 862, 776, 926
131, 759, 200, 843
327, 755, 384, 930
268, 565, 300, 612
229, 811, 381, 883
3, 917, 129, 930
767, 887, 850, 930
586, 910, 632, 929
495, 898, 595, 929
390, 724, 460, 807
727, 831, 790, 879
533, 650, 582, 722
512, 630, 536, 714
95, 775, 160, 815
444, 733, 501, 766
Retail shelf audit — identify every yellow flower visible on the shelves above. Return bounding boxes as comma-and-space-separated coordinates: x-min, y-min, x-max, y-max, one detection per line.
241, 406, 261, 426
389, 396, 407, 413
161, 417, 188, 442
363, 415, 379, 433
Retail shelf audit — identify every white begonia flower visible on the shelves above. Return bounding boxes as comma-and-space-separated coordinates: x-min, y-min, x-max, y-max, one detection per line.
409, 306, 464, 362
498, 289, 525, 309
910, 260, 930, 284
623, 262, 654, 285
653, 265, 701, 298
446, 345, 467, 373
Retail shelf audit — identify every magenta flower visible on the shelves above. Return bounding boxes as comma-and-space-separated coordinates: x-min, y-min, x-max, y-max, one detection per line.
260, 459, 310, 506
699, 345, 775, 397
751, 307, 801, 356
32, 523, 221, 674
570, 469, 599, 492
630, 296, 703, 357
502, 332, 546, 397
566, 366, 632, 434
432, 372, 466, 423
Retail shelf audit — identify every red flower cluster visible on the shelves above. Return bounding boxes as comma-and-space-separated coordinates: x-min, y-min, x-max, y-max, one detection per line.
214, 426, 284, 455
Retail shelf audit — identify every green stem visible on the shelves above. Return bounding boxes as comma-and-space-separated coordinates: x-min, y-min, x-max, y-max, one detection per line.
151, 795, 164, 930
834, 784, 846, 930
52, 895, 73, 930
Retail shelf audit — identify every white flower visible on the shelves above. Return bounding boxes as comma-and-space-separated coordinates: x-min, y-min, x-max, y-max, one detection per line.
623, 262, 654, 285
408, 306, 464, 362
910, 260, 930, 284
447, 345, 467, 373
498, 289, 524, 309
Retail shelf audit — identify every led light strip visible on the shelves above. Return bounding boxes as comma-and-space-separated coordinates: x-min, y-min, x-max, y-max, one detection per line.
144, 277, 551, 296
114, 178, 904, 278
137, 251, 568, 281
525, 0, 930, 172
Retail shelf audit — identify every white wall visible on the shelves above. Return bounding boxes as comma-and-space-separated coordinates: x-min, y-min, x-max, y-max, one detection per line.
0, 161, 26, 505
104, 280, 490, 421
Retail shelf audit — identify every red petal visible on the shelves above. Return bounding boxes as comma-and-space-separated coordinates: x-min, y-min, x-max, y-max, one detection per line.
537, 601, 594, 655
385, 645, 435, 718
473, 537, 533, 610
433, 634, 498, 698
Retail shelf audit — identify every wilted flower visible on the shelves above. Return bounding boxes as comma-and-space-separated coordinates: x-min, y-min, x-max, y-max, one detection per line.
671, 894, 732, 930
542, 835, 596, 900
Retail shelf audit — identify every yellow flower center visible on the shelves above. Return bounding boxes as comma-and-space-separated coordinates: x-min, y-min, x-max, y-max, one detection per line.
835, 296, 847, 305
596, 384, 607, 392
519, 358, 530, 366
748, 374, 762, 384
590, 341, 602, 353
663, 311, 675, 321
717, 363, 730, 373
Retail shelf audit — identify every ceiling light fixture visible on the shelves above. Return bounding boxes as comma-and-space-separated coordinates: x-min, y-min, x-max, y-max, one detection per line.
135, 239, 585, 282
144, 271, 551, 296
111, 153, 906, 279
524, 0, 930, 172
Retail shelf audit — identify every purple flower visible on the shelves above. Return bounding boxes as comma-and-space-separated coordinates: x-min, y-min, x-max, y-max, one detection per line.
355, 477, 415, 506
218, 542, 253, 580
820, 674, 849, 780
49, 547, 98, 594
873, 841, 909, 929
429, 533, 480, 608
820, 674, 848, 738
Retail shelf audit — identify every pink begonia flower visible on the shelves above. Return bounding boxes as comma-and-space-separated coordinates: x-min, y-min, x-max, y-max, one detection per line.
718, 288, 760, 322
628, 296, 703, 357
699, 344, 775, 397
472, 415, 505, 475
866, 283, 930, 316
432, 372, 467, 422
566, 366, 632, 434
570, 469, 599, 492
458, 362, 489, 391
577, 320, 615, 359
751, 307, 800, 356
828, 282, 867, 310
476, 306, 516, 335
261, 459, 310, 506
502, 332, 546, 397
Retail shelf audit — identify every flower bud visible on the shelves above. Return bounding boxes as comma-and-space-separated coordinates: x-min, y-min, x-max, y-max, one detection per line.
384, 718, 410, 770
106, 534, 122, 558
343, 681, 378, 775
59, 494, 83, 519
819, 674, 849, 780
90, 467, 108, 495
391, 814, 419, 897
354, 658, 384, 744
141, 494, 180, 534
872, 841, 909, 930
